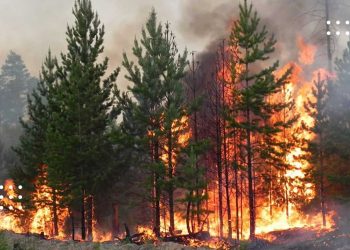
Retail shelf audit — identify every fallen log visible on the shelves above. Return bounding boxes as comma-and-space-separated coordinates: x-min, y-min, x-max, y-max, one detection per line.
162, 231, 211, 244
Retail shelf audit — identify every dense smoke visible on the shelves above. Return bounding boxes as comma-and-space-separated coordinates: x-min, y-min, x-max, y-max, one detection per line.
180, 0, 350, 68
0, 0, 348, 83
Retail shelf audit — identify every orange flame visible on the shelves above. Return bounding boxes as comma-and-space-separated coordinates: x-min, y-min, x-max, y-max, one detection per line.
297, 35, 316, 65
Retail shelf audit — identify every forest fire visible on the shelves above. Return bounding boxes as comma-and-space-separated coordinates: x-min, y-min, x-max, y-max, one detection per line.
2, 0, 350, 249
197, 35, 337, 241
0, 18, 337, 248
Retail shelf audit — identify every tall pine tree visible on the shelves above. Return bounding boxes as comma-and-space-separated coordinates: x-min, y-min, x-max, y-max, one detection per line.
46, 0, 119, 240
228, 0, 291, 239
303, 73, 329, 227
121, 10, 188, 236
12, 50, 60, 235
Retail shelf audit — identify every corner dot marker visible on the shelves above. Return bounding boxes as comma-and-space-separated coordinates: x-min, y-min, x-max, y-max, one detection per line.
327, 31, 331, 36
326, 20, 331, 25
336, 31, 340, 36
336, 20, 340, 25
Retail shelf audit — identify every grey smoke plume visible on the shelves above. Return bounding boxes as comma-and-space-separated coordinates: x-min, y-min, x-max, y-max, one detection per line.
0, 0, 349, 89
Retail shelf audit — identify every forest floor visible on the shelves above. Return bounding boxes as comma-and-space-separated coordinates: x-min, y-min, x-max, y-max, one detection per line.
1, 228, 350, 249
248, 228, 350, 250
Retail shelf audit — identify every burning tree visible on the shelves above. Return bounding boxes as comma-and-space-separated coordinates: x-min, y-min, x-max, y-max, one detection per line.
13, 0, 120, 241
303, 73, 329, 227
121, 10, 189, 236
12, 51, 63, 236
225, 0, 294, 239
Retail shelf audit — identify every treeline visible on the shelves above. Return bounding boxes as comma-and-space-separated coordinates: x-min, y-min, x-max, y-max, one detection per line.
4, 0, 350, 242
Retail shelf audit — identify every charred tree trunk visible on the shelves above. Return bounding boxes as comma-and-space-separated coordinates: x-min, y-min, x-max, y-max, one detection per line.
186, 192, 193, 235
221, 41, 232, 239
215, 75, 224, 238
190, 52, 202, 230
224, 154, 232, 239
52, 188, 59, 236
285, 180, 289, 220
191, 201, 196, 233
87, 195, 93, 241
245, 59, 256, 240
233, 129, 240, 241
167, 130, 175, 234
112, 203, 120, 237
269, 166, 273, 220
154, 139, 161, 237
320, 133, 327, 227
70, 210, 75, 241
240, 172, 244, 239
234, 165, 239, 240
81, 190, 86, 240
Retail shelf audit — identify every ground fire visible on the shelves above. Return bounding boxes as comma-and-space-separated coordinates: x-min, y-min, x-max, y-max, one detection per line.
1, 0, 350, 249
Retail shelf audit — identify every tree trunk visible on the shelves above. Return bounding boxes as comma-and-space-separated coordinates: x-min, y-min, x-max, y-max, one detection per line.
70, 210, 75, 241
240, 172, 244, 239
245, 52, 255, 240
191, 51, 202, 230
186, 193, 193, 235
234, 166, 239, 241
112, 203, 120, 237
221, 43, 232, 239
87, 195, 93, 241
233, 128, 239, 240
269, 167, 273, 220
81, 190, 86, 240
167, 130, 175, 234
52, 189, 59, 236
215, 79, 224, 238
285, 180, 289, 220
154, 139, 161, 237
320, 134, 327, 227
224, 144, 232, 239
247, 128, 255, 240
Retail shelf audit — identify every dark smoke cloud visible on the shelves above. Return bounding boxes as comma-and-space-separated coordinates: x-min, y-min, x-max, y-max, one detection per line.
178, 0, 350, 69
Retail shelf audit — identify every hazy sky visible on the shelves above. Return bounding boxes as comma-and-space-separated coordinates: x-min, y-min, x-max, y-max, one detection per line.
0, 0, 225, 77
0, 1, 182, 75
0, 0, 348, 88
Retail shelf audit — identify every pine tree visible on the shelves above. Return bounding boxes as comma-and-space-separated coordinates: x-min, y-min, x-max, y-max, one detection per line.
121, 10, 187, 236
46, 0, 119, 240
12, 51, 60, 235
0, 51, 36, 126
228, 0, 291, 239
303, 73, 329, 227
178, 144, 208, 235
